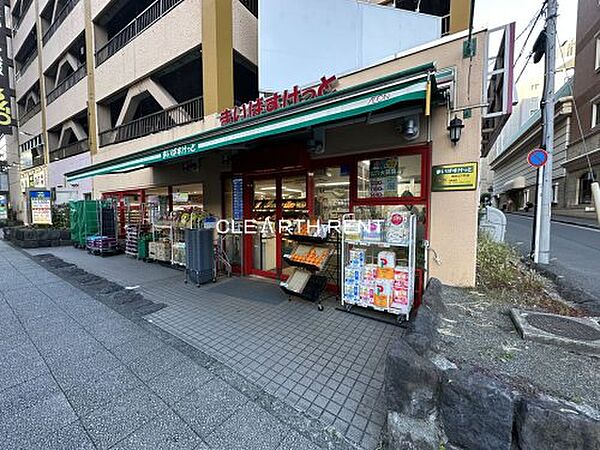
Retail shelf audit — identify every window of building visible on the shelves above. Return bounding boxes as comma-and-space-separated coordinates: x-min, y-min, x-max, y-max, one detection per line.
552, 183, 559, 204
595, 37, 600, 71
579, 173, 596, 204
357, 154, 422, 200
592, 100, 600, 129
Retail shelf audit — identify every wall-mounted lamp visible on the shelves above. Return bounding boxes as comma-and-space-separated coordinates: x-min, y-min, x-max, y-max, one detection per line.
447, 115, 464, 145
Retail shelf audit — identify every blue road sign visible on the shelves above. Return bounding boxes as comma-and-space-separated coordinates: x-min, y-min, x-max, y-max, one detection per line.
527, 148, 548, 168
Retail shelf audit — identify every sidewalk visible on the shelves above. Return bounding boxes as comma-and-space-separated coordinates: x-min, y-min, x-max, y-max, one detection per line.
508, 210, 600, 229
0, 240, 360, 450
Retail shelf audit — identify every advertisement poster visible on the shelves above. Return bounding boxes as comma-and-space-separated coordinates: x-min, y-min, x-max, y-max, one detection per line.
431, 162, 478, 191
232, 177, 244, 221
0, 194, 7, 220
29, 190, 52, 225
369, 158, 398, 197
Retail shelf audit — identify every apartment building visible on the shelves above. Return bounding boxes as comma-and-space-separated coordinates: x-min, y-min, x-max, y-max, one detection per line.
9, 0, 258, 218
563, 0, 600, 212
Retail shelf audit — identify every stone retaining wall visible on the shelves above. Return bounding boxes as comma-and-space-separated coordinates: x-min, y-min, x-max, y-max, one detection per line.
2, 226, 71, 248
384, 279, 600, 450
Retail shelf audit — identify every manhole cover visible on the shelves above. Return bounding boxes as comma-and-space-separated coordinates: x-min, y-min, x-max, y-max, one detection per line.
525, 314, 600, 341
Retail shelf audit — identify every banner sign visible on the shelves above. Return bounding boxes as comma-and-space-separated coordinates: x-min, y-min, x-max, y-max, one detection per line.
219, 75, 337, 127
369, 158, 398, 197
0, 194, 7, 220
432, 162, 478, 191
0, 2, 13, 134
29, 190, 52, 225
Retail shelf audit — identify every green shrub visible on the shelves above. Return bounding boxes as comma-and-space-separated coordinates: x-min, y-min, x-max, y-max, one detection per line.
476, 233, 545, 294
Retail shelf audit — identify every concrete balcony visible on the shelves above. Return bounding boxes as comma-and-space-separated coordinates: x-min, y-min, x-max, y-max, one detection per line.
46, 63, 87, 105
18, 102, 41, 126
233, 0, 258, 65
12, 0, 36, 54
45, 72, 87, 129
49, 138, 89, 162
94, 0, 200, 101
99, 96, 203, 147
15, 53, 39, 99
90, 0, 111, 21
18, 107, 42, 135
42, 0, 85, 72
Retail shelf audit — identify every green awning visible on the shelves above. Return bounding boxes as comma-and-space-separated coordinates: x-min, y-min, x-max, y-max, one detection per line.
66, 63, 438, 182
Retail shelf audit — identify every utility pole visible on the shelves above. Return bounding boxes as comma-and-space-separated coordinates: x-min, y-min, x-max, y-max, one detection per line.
534, 0, 557, 264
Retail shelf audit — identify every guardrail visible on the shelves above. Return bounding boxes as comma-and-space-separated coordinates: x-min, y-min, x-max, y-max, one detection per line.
49, 139, 89, 162
18, 102, 41, 125
99, 96, 203, 147
42, 0, 82, 45
46, 64, 87, 105
15, 50, 37, 80
95, 0, 184, 66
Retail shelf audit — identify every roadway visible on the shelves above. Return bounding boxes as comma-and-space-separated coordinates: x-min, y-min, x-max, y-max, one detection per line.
505, 214, 600, 314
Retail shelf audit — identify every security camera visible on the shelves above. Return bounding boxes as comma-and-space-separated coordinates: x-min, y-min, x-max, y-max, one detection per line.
396, 115, 420, 141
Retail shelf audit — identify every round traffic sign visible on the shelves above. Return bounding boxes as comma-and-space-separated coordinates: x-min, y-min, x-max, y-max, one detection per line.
527, 148, 548, 168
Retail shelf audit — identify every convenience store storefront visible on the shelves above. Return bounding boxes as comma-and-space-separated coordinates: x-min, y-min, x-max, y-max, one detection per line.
67, 44, 486, 290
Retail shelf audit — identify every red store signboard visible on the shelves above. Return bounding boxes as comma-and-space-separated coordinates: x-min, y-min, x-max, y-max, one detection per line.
219, 75, 338, 126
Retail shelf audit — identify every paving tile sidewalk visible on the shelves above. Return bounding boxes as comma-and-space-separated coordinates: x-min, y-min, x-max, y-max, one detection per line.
22, 245, 403, 449
0, 241, 348, 450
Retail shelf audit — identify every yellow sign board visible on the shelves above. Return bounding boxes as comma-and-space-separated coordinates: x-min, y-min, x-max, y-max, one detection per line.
431, 162, 478, 191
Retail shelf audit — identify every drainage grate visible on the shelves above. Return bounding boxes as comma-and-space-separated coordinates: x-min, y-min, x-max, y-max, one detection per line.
526, 314, 600, 341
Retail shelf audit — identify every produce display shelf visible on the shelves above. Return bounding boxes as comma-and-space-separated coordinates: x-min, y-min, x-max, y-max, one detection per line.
282, 255, 323, 272
280, 274, 327, 304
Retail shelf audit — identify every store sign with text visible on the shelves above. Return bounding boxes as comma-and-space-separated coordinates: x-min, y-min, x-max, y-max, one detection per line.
29, 190, 52, 225
431, 162, 478, 191
219, 75, 338, 127
369, 158, 398, 197
0, 194, 7, 220
0, 4, 13, 134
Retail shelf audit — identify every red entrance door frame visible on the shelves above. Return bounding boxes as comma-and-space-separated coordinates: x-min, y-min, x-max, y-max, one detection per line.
242, 170, 310, 279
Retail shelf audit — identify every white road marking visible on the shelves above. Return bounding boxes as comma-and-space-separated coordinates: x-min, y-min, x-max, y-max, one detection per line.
512, 215, 600, 233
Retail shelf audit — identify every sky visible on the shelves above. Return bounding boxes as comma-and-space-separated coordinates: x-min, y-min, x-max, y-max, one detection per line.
474, 0, 578, 91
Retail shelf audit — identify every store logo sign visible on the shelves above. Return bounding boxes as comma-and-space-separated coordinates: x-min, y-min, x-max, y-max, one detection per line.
368, 93, 391, 105
219, 75, 338, 127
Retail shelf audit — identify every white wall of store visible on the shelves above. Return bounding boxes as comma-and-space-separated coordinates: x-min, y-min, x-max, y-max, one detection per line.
258, 0, 441, 92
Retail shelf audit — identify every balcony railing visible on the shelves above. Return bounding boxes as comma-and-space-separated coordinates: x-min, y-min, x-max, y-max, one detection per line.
13, 0, 34, 34
46, 63, 87, 105
15, 50, 37, 80
239, 0, 258, 18
99, 96, 203, 147
42, 0, 82, 45
95, 0, 184, 66
49, 139, 89, 162
18, 102, 41, 125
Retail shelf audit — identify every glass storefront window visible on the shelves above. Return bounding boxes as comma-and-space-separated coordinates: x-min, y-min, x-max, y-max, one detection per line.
172, 183, 203, 210
357, 154, 422, 199
353, 204, 427, 268
146, 187, 169, 221
314, 166, 350, 221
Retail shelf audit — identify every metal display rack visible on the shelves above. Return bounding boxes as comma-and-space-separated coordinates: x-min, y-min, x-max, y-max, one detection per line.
279, 232, 337, 311
341, 214, 417, 321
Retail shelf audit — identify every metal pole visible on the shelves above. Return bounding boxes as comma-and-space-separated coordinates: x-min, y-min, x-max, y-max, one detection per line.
535, 0, 557, 265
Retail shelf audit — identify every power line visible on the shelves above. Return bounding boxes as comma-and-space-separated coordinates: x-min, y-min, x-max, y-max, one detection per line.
556, 29, 595, 181
514, 2, 546, 65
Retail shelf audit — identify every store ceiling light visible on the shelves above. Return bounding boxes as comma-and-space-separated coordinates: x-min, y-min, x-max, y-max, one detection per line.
315, 181, 350, 187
